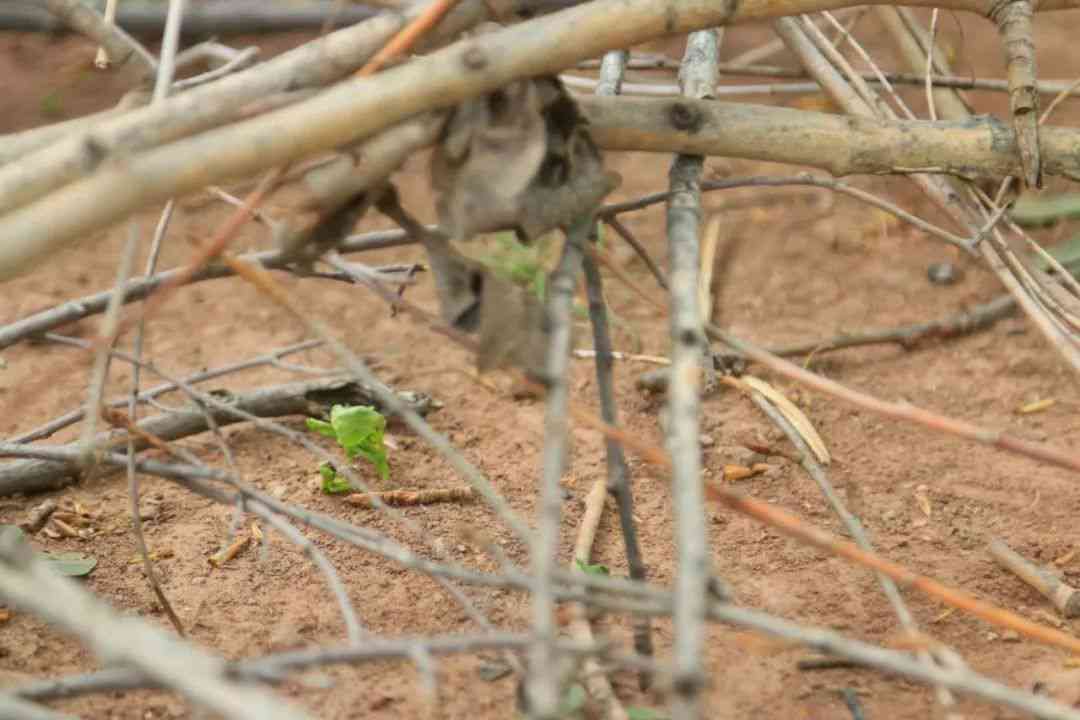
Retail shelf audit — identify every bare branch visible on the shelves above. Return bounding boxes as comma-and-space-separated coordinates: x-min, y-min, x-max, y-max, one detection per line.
526, 219, 588, 718
0, 228, 413, 351
10, 340, 326, 443
666, 28, 718, 720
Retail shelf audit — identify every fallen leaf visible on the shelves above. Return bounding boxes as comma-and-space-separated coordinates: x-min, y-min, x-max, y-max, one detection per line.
723, 464, 769, 482
1056, 548, 1079, 566
914, 486, 932, 519
44, 551, 97, 577
932, 608, 956, 624
1018, 398, 1056, 414
741, 375, 831, 465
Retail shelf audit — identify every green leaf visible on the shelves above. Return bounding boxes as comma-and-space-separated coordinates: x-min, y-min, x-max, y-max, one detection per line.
1011, 193, 1080, 227
330, 405, 385, 456
308, 405, 391, 482
305, 417, 336, 439
319, 463, 352, 494
558, 683, 587, 717
627, 707, 668, 720
44, 551, 97, 577
575, 558, 609, 576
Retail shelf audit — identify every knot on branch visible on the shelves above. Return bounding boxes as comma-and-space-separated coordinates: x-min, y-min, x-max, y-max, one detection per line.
668, 102, 704, 133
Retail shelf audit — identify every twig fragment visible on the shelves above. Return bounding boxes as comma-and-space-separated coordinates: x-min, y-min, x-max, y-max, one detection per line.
208, 533, 252, 568
989, 539, 1080, 618
344, 486, 476, 508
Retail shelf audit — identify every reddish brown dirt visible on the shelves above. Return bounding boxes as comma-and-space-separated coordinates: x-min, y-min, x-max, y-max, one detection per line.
3, 14, 1080, 720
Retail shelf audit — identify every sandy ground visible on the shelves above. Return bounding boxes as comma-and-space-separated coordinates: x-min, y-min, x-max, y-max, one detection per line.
2, 11, 1080, 719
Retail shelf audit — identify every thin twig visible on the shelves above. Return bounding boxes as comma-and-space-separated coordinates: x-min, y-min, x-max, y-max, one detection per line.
590, 47, 654, 687
567, 480, 628, 720
125, 0, 188, 639
526, 218, 588, 718
36, 0, 156, 73
10, 340, 326, 443
78, 225, 139, 465
0, 229, 414, 351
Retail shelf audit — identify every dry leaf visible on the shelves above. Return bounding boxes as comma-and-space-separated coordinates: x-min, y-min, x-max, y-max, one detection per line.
49, 518, 80, 538
914, 485, 932, 519
1018, 398, 1056, 414
698, 215, 722, 326
1056, 548, 1079, 566
723, 463, 770, 482
931, 608, 956, 624
741, 375, 831, 465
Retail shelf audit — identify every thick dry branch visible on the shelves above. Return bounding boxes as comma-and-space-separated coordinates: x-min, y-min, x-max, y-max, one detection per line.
0, 378, 432, 496
580, 96, 1080, 180
7, 2, 380, 36
0, 529, 312, 720
4, 0, 1080, 281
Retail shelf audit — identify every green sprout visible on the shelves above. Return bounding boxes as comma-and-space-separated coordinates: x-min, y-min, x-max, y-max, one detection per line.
307, 404, 389, 494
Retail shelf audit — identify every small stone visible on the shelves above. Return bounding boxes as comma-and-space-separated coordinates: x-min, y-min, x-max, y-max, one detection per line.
1001, 630, 1021, 642
927, 262, 963, 286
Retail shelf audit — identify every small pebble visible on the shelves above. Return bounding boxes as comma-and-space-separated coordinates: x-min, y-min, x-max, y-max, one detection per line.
927, 261, 963, 286
1001, 630, 1021, 643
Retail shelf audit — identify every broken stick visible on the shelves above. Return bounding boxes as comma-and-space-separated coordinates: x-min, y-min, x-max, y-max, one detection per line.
344, 486, 475, 508
989, 538, 1080, 618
